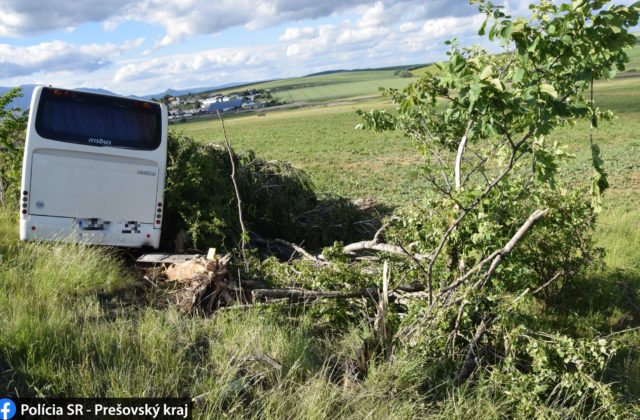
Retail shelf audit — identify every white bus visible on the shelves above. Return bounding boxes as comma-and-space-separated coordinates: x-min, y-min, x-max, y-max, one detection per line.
19, 86, 168, 248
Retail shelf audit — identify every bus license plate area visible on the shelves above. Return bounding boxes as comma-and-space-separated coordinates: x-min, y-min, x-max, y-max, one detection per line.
22, 216, 159, 248
77, 218, 111, 231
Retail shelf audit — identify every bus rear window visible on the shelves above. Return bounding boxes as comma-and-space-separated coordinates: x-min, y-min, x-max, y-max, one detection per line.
35, 88, 161, 150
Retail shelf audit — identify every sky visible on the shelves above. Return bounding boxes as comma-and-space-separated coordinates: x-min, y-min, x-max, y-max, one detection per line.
0, 0, 634, 96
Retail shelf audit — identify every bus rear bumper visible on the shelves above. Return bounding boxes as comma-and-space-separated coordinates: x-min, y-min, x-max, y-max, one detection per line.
20, 215, 161, 249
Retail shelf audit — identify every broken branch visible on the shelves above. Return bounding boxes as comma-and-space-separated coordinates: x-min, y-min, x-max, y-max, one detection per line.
252, 287, 379, 301
342, 240, 431, 260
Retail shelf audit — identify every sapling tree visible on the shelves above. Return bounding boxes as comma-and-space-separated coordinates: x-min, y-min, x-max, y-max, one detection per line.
357, 0, 639, 408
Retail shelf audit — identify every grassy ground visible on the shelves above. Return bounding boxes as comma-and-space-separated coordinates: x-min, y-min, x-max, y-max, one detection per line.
2, 56, 639, 416
0, 210, 435, 417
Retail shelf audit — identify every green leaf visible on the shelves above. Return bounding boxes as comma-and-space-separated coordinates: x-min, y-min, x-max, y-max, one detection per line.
489, 23, 497, 41
480, 65, 493, 80
489, 78, 503, 91
539, 83, 558, 99
512, 68, 525, 83
501, 21, 514, 41
479, 17, 488, 36
468, 82, 482, 106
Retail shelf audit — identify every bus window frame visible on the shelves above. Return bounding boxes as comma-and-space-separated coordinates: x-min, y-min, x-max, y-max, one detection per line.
34, 87, 162, 151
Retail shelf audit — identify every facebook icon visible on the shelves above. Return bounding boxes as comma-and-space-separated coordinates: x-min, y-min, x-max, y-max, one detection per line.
0, 399, 16, 420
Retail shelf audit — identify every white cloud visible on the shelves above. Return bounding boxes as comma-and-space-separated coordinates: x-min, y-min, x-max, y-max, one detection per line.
357, 2, 386, 28
399, 22, 417, 33
113, 46, 282, 88
285, 24, 335, 58
280, 5, 483, 62
0, 39, 143, 78
279, 27, 318, 42
420, 14, 484, 39
0, 0, 478, 44
0, 0, 515, 95
336, 26, 390, 45
0, 0, 132, 37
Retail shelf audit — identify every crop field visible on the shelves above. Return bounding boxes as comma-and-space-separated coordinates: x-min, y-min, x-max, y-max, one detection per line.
212, 69, 419, 103
177, 99, 419, 204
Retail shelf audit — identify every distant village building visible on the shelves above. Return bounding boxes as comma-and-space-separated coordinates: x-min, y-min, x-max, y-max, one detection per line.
168, 90, 268, 122
204, 97, 244, 113
200, 95, 222, 109
241, 100, 263, 110
201, 94, 244, 112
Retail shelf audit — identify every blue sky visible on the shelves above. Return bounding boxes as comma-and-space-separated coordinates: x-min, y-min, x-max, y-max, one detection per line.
0, 0, 635, 95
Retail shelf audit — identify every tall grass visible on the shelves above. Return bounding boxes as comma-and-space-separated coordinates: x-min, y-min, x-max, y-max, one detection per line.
0, 209, 430, 417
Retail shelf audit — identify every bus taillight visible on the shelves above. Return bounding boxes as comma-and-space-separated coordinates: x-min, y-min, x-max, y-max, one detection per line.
155, 202, 163, 225
21, 191, 29, 218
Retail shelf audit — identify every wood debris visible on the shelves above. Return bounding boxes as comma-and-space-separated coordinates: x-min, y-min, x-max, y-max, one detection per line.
163, 254, 233, 314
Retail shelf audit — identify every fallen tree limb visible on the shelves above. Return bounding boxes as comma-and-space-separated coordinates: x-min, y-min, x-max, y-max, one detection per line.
217, 110, 248, 270
273, 238, 325, 264
218, 298, 325, 311
342, 240, 431, 260
372, 217, 399, 243
455, 119, 473, 192
240, 279, 269, 289
252, 287, 379, 301
483, 208, 550, 281
532, 270, 563, 295
397, 208, 550, 347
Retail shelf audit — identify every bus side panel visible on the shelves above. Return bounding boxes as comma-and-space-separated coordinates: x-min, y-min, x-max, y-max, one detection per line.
19, 86, 43, 240
153, 105, 169, 240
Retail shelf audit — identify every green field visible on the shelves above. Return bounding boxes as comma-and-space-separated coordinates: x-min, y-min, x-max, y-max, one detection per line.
176, 99, 420, 204
211, 70, 419, 103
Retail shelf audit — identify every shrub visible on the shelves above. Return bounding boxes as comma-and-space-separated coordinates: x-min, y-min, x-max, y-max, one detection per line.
393, 69, 414, 78
163, 132, 377, 251
0, 88, 28, 209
